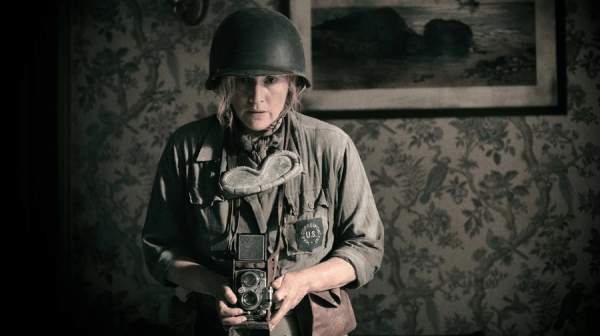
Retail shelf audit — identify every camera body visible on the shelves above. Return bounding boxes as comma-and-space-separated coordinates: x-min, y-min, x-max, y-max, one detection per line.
233, 234, 273, 321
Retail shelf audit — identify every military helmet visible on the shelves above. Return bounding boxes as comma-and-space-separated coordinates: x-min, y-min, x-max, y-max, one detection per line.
205, 7, 311, 90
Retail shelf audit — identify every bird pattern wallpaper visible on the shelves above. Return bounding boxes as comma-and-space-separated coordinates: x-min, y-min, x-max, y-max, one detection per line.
68, 0, 599, 335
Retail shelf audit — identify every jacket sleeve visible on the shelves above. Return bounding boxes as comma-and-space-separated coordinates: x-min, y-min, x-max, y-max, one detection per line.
328, 137, 384, 289
142, 136, 195, 286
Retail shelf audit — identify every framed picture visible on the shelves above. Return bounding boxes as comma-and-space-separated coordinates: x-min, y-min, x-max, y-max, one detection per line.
289, 0, 565, 116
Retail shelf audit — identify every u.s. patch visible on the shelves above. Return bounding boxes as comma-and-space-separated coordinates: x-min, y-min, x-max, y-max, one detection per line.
296, 218, 324, 251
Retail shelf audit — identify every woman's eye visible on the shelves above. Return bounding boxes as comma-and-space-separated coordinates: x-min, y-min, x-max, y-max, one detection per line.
265, 77, 277, 84
238, 77, 249, 84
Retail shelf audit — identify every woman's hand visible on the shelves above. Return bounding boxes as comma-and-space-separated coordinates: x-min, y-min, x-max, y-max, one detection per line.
267, 257, 357, 330
268, 273, 309, 330
216, 284, 247, 327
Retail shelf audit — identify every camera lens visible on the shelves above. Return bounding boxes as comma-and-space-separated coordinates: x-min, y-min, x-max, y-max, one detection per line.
240, 292, 260, 310
241, 272, 258, 288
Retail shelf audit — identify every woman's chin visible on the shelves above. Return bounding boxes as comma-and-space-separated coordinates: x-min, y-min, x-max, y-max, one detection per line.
242, 120, 271, 132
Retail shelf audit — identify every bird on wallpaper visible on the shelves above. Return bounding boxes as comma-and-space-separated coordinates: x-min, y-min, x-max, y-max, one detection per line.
419, 157, 451, 204
553, 283, 585, 330
486, 229, 529, 260
540, 144, 575, 217
406, 268, 440, 334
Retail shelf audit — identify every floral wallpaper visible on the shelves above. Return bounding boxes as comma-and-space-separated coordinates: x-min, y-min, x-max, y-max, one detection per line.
68, 0, 599, 335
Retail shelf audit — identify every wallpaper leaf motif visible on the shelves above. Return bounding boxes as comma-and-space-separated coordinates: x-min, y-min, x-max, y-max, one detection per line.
339, 114, 599, 335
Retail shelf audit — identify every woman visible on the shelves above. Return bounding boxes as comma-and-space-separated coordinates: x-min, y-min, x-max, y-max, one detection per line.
142, 7, 384, 336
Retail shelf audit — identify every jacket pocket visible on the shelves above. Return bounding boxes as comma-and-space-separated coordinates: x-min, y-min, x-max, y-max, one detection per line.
187, 161, 228, 253
188, 161, 223, 208
284, 188, 330, 255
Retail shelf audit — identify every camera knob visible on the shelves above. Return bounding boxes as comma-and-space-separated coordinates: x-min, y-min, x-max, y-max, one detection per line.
254, 288, 262, 294
237, 287, 245, 293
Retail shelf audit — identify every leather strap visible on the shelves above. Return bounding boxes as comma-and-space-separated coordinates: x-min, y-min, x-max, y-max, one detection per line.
265, 115, 290, 321
267, 185, 284, 284
267, 112, 291, 282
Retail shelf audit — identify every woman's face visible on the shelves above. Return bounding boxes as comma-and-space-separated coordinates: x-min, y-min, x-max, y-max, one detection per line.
231, 75, 290, 132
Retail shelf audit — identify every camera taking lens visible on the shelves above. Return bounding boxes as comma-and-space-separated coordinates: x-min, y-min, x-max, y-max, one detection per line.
241, 292, 259, 310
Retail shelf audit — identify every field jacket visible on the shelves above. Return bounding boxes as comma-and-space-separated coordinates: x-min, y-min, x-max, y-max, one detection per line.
142, 112, 384, 289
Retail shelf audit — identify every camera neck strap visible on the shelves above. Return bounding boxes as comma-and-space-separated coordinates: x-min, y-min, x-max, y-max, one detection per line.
225, 113, 291, 282
266, 112, 291, 284
266, 183, 285, 285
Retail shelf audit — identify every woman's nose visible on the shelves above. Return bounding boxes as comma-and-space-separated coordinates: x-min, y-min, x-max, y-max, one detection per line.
249, 83, 265, 103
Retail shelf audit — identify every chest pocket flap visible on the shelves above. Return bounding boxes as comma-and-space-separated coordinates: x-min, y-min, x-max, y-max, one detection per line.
299, 188, 329, 214
188, 161, 224, 208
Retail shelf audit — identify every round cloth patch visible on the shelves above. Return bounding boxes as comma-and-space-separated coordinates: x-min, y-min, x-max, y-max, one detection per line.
296, 218, 324, 251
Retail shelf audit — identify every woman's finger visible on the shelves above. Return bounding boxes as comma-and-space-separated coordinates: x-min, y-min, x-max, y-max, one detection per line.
221, 285, 238, 304
221, 315, 247, 326
270, 274, 285, 289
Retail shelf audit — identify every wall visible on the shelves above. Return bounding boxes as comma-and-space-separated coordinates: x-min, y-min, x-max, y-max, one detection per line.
67, 0, 599, 335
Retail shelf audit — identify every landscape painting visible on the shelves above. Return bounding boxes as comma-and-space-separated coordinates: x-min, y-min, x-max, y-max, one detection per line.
290, 0, 560, 112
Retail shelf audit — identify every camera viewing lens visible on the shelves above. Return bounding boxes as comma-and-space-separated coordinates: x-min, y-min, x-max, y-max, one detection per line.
241, 292, 259, 310
241, 272, 258, 287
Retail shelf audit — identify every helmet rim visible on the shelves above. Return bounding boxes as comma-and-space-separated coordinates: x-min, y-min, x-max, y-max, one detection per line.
205, 7, 311, 90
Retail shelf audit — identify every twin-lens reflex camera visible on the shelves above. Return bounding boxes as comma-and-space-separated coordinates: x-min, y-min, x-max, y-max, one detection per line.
233, 234, 273, 321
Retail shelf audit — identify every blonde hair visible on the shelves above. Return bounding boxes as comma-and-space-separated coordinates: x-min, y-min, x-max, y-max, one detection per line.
213, 75, 303, 130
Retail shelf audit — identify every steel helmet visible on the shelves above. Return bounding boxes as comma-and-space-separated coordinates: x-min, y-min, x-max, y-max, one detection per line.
205, 7, 311, 90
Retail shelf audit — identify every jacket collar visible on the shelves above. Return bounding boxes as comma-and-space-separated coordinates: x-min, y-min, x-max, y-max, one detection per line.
194, 112, 303, 162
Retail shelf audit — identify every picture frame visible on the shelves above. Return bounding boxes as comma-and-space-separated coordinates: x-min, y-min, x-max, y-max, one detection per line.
289, 0, 565, 117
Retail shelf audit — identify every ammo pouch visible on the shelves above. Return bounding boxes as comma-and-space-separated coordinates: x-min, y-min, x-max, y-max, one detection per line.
295, 287, 357, 336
